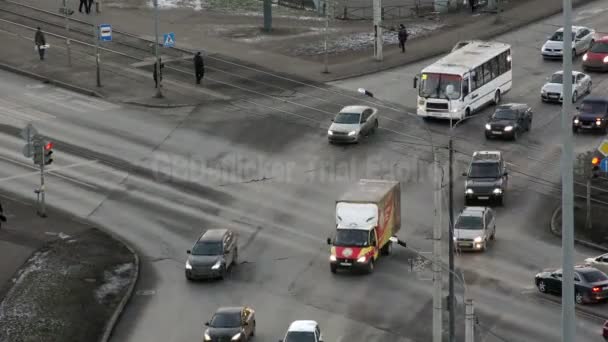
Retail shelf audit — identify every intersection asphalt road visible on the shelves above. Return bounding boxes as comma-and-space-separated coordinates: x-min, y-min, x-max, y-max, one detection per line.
0, 4, 607, 340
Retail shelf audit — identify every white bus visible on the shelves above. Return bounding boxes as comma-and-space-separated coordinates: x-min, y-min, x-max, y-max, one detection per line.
413, 40, 512, 120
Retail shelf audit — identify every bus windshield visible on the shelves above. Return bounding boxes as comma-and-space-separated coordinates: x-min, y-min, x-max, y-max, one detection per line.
419, 73, 462, 100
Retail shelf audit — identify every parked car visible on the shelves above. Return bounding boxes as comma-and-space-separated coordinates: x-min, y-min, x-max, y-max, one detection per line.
535, 266, 608, 304
185, 229, 238, 280
542, 26, 595, 59
463, 151, 508, 206
485, 103, 533, 140
585, 253, 608, 274
603, 320, 608, 338
583, 35, 608, 72
541, 70, 592, 103
328, 105, 378, 143
279, 320, 324, 342
453, 206, 496, 252
572, 96, 608, 133
203, 306, 256, 342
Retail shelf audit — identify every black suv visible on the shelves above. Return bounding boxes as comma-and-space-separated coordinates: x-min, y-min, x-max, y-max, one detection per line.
185, 229, 238, 280
485, 103, 533, 140
572, 97, 608, 133
463, 151, 508, 206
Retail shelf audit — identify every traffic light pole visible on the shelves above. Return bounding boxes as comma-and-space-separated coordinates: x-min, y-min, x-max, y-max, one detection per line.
38, 143, 46, 218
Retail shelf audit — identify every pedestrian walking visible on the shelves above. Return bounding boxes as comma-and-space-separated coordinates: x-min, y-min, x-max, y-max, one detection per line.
398, 24, 408, 53
153, 58, 164, 88
78, 0, 88, 13
88, 0, 94, 13
34, 27, 46, 60
193, 52, 205, 84
469, 0, 476, 12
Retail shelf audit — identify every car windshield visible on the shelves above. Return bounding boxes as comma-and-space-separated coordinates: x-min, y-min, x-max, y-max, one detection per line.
582, 270, 608, 283
493, 109, 517, 120
455, 215, 483, 230
334, 112, 360, 124
549, 31, 575, 42
210, 312, 241, 328
419, 73, 462, 100
285, 331, 316, 342
192, 242, 223, 256
550, 73, 575, 84
469, 163, 501, 178
580, 101, 608, 114
334, 229, 369, 247
590, 42, 608, 53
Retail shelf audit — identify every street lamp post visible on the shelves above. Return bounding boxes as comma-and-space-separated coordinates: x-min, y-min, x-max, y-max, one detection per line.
153, 0, 163, 98
93, 10, 101, 87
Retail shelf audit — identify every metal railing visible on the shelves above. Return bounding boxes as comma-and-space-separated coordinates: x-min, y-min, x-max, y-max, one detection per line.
335, 0, 436, 20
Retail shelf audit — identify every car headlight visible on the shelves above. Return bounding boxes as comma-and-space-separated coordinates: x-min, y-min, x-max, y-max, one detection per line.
465, 189, 473, 194
357, 255, 367, 263
185, 260, 192, 270
504, 126, 513, 131
474, 236, 483, 243
573, 118, 579, 124
604, 56, 608, 63
330, 254, 336, 261
231, 332, 242, 340
204, 331, 211, 341
348, 130, 356, 136
327, 130, 333, 135
211, 260, 222, 270
582, 53, 588, 61
541, 88, 546, 94
418, 99, 425, 106
485, 123, 491, 130
597, 119, 602, 126
493, 188, 502, 194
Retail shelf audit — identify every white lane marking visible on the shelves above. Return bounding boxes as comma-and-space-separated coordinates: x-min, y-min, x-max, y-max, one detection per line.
0, 98, 55, 121
23, 92, 91, 113
0, 158, 99, 189
53, 88, 120, 110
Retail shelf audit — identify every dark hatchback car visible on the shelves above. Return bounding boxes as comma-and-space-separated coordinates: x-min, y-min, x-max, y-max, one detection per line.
203, 306, 256, 342
185, 229, 238, 280
572, 97, 608, 133
463, 151, 508, 206
485, 103, 533, 140
535, 266, 608, 304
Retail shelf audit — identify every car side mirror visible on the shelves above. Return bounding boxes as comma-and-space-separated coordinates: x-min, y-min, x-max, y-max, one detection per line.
243, 322, 248, 326
327, 238, 332, 245
503, 171, 508, 176
462, 172, 467, 177
413, 76, 418, 88
279, 340, 283, 342
205, 322, 209, 326
186, 250, 191, 254
576, 106, 579, 110
361, 119, 367, 123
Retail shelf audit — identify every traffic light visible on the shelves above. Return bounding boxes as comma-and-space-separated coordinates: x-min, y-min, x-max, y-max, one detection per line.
44, 141, 53, 165
592, 156, 600, 178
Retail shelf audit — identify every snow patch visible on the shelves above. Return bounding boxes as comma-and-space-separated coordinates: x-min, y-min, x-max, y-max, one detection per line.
94, 263, 134, 303
11, 250, 49, 285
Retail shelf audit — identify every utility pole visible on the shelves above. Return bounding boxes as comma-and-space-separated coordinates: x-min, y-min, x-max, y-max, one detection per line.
465, 299, 474, 342
38, 142, 46, 217
263, 0, 272, 32
448, 136, 455, 342
372, 0, 382, 61
322, 1, 329, 73
93, 13, 101, 87
153, 0, 162, 98
432, 154, 443, 342
62, 0, 71, 66
561, 0, 575, 338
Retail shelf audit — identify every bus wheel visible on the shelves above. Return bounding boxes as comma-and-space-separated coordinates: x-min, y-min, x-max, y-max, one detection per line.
465, 108, 471, 118
493, 90, 501, 105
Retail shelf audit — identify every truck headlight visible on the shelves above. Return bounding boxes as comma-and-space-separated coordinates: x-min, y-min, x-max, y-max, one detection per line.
327, 130, 333, 135
231, 332, 242, 340
211, 260, 222, 270
185, 260, 192, 270
330, 255, 336, 261
357, 255, 367, 263
348, 130, 357, 136
504, 126, 513, 131
493, 188, 502, 194
418, 99, 425, 106
465, 189, 474, 194
474, 236, 483, 243
485, 124, 491, 130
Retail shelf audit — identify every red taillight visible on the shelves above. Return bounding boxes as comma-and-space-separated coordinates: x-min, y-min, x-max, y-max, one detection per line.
592, 286, 601, 292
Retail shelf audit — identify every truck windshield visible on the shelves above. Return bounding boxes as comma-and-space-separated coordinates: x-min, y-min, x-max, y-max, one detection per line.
334, 229, 369, 247
419, 73, 462, 100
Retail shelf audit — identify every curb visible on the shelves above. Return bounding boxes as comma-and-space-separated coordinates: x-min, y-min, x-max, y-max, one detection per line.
98, 229, 140, 342
122, 100, 199, 108
0, 62, 104, 98
549, 206, 608, 252
324, 0, 598, 82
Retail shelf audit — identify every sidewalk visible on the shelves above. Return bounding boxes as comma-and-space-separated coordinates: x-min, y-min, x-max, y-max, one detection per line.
0, 193, 138, 342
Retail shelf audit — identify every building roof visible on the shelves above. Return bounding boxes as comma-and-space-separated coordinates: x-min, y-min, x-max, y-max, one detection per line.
200, 229, 228, 241
422, 41, 510, 75
288, 320, 318, 332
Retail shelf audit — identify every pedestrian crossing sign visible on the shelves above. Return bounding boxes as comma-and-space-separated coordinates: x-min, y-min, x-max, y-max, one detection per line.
163, 32, 175, 48
598, 139, 608, 157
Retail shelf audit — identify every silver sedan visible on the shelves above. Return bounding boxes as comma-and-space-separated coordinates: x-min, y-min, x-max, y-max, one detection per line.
327, 105, 379, 143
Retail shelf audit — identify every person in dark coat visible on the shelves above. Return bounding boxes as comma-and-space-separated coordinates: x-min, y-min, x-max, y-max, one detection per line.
88, 0, 94, 13
79, 0, 88, 13
193, 52, 205, 84
34, 27, 46, 60
153, 58, 164, 88
470, 0, 476, 12
398, 24, 408, 53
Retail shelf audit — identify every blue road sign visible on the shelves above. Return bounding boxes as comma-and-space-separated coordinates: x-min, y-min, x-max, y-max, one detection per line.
601, 158, 608, 172
100, 24, 112, 41
163, 32, 175, 48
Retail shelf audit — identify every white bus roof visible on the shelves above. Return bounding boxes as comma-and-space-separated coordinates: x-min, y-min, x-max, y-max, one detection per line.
422, 41, 511, 76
